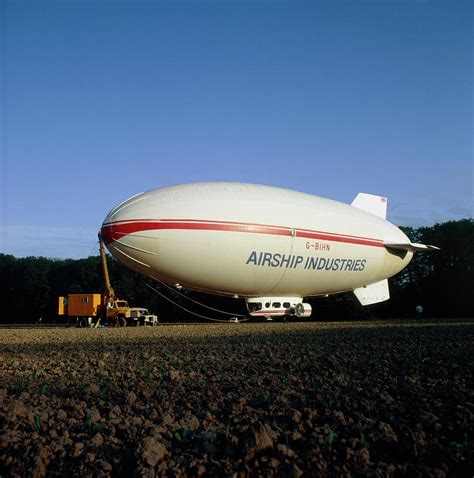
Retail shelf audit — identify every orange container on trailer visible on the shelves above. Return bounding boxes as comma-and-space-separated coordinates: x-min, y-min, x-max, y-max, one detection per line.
58, 294, 105, 317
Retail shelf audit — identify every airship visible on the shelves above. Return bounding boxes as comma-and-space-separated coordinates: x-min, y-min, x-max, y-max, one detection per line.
101, 183, 438, 318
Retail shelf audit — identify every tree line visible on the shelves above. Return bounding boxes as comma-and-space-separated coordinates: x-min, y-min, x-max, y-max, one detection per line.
1, 219, 472, 323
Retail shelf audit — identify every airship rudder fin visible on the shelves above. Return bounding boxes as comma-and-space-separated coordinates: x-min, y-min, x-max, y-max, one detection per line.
351, 193, 387, 219
353, 279, 390, 305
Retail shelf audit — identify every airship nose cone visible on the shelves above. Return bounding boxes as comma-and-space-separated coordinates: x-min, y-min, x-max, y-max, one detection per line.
100, 191, 158, 277
101, 212, 121, 246
101, 190, 149, 246
100, 222, 115, 246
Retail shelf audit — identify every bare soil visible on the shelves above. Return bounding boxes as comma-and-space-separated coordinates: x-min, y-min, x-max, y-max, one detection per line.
1, 319, 473, 477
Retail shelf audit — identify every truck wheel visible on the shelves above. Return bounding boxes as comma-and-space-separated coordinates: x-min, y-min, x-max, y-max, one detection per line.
118, 316, 127, 327
78, 317, 88, 328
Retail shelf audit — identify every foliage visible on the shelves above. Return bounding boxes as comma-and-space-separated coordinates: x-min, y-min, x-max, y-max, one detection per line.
395, 219, 474, 317
1, 219, 472, 323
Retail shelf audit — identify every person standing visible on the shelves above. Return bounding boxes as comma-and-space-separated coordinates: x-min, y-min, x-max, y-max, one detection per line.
416, 305, 423, 319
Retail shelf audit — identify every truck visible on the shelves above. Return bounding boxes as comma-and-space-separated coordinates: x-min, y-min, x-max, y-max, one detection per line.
58, 233, 158, 327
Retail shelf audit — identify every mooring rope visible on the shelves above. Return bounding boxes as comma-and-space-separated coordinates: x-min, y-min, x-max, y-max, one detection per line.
149, 275, 248, 318
145, 282, 250, 323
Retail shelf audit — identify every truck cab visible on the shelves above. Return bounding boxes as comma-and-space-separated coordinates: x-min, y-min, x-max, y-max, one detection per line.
106, 300, 158, 326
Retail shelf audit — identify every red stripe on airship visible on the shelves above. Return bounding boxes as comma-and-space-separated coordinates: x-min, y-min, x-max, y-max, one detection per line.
100, 220, 384, 248
103, 217, 383, 242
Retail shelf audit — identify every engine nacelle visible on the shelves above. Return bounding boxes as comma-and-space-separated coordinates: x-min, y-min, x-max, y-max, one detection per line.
294, 302, 312, 318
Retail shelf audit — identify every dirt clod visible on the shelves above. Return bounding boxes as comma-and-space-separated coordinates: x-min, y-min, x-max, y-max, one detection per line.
140, 436, 169, 467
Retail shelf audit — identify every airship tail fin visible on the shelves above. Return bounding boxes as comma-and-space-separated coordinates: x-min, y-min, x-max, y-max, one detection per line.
384, 242, 440, 252
353, 279, 390, 305
351, 193, 387, 219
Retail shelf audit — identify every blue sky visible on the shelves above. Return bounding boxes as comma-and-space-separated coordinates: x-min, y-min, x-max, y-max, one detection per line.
1, 0, 472, 258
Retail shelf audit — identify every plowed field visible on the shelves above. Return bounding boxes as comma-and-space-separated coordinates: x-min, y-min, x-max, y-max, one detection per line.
1, 320, 473, 477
